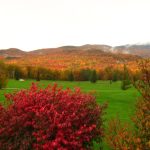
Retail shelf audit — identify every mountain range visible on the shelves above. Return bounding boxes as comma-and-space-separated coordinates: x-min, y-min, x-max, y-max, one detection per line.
0, 44, 144, 71
0, 44, 150, 58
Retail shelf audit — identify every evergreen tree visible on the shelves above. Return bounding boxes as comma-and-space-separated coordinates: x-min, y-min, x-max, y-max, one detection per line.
36, 68, 40, 81
68, 71, 74, 81
7, 64, 16, 79
121, 64, 131, 90
105, 66, 113, 84
14, 67, 22, 80
26, 66, 32, 79
112, 72, 117, 82
90, 70, 97, 83
112, 70, 119, 82
80, 69, 91, 81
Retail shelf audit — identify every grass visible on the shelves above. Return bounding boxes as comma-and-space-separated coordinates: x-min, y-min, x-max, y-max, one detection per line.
0, 79, 140, 149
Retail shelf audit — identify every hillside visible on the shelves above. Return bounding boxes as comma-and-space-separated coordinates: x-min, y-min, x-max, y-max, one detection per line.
113, 44, 150, 57
0, 44, 150, 58
0, 48, 26, 59
27, 44, 150, 58
2, 44, 150, 71
2, 46, 140, 71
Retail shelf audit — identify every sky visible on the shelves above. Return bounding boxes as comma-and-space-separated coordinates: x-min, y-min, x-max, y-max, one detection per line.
0, 0, 150, 51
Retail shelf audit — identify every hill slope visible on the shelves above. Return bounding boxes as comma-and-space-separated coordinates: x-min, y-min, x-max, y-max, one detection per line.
2, 46, 140, 71
0, 48, 26, 59
113, 44, 150, 57
1, 44, 150, 58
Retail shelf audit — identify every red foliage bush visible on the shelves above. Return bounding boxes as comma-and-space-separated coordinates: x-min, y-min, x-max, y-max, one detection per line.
0, 83, 106, 150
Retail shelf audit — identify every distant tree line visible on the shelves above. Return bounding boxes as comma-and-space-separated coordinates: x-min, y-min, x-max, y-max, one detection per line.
0, 61, 141, 89
6, 64, 140, 82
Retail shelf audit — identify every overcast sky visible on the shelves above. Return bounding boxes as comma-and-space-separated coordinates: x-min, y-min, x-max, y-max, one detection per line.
0, 0, 150, 51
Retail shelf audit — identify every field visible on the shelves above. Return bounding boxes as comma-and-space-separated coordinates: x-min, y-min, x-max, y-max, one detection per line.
0, 80, 139, 122
0, 80, 140, 149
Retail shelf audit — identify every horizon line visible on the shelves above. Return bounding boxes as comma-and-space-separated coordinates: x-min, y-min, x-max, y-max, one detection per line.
0, 42, 150, 52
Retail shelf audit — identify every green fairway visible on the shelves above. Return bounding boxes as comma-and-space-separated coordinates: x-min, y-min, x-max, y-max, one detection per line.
0, 79, 139, 122
0, 80, 140, 149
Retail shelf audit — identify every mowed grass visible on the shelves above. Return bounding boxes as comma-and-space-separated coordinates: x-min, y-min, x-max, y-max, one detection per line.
0, 79, 139, 122
0, 80, 140, 149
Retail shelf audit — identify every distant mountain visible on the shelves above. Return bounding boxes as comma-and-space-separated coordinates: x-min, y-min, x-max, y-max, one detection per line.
0, 44, 150, 59
113, 44, 150, 57
29, 45, 92, 55
28, 44, 112, 55
55, 44, 150, 58
29, 48, 61, 55
59, 44, 112, 51
0, 48, 26, 59
80, 44, 112, 51
0, 44, 142, 70
1, 45, 140, 71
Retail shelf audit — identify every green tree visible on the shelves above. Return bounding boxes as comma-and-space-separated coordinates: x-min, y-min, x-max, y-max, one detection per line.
105, 66, 113, 84
7, 64, 16, 79
68, 71, 74, 81
112, 71, 118, 82
80, 69, 91, 81
14, 66, 22, 80
26, 66, 33, 79
121, 64, 131, 90
112, 69, 121, 82
36, 68, 40, 81
0, 61, 8, 89
90, 70, 97, 83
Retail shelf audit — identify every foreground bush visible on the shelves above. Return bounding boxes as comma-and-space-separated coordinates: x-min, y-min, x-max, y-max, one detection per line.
0, 83, 106, 150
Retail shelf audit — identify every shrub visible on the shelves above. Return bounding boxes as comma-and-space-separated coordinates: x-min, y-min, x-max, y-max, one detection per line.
0, 83, 106, 150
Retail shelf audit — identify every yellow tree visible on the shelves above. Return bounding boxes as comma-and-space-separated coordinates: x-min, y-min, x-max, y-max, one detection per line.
0, 61, 8, 89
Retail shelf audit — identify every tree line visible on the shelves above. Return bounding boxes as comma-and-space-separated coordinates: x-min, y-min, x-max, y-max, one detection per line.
0, 61, 140, 88
6, 64, 138, 81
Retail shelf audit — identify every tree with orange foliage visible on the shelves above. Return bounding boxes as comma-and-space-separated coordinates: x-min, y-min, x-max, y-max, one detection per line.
105, 59, 150, 150
133, 59, 150, 149
0, 61, 8, 89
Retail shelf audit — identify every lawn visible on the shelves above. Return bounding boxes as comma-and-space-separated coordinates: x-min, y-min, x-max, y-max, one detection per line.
0, 79, 140, 149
